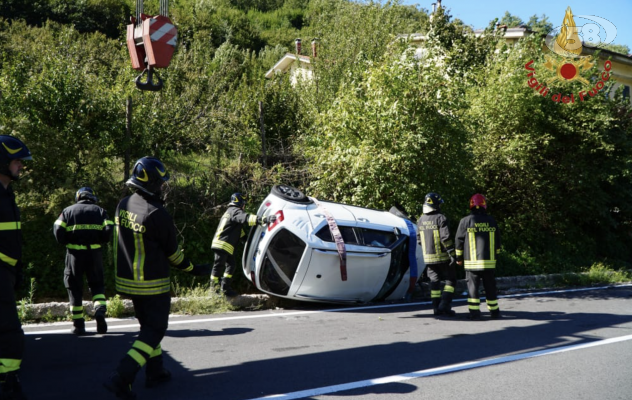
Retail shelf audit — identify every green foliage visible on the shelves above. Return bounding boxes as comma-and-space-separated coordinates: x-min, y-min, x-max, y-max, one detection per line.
171, 280, 235, 314
559, 262, 632, 286
466, 32, 632, 271
107, 294, 129, 318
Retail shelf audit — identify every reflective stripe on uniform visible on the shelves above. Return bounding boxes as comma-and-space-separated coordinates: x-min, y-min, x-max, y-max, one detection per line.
487, 299, 499, 311
167, 246, 185, 266
0, 358, 21, 373
490, 231, 496, 261
431, 290, 441, 299
65, 224, 103, 232
455, 249, 463, 256
0, 221, 20, 230
115, 276, 171, 296
211, 239, 234, 255
444, 285, 455, 293
66, 244, 101, 250
54, 219, 66, 228
468, 298, 480, 310
464, 260, 497, 269
468, 231, 477, 262
0, 251, 18, 266
247, 215, 257, 226
133, 232, 145, 281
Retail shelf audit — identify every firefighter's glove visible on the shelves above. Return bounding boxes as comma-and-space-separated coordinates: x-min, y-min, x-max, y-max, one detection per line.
190, 263, 212, 276
447, 250, 457, 267
261, 215, 277, 226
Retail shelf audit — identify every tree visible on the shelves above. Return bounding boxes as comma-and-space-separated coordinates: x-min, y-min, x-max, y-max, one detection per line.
498, 11, 524, 28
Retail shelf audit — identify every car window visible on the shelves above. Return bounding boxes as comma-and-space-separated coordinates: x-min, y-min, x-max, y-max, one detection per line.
260, 228, 306, 296
315, 225, 359, 244
359, 228, 397, 248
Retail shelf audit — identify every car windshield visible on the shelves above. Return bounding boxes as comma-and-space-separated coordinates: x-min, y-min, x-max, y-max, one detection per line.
260, 228, 306, 296
315, 226, 397, 248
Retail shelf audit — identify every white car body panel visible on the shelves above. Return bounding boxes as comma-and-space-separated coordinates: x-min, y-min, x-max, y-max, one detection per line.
242, 186, 426, 304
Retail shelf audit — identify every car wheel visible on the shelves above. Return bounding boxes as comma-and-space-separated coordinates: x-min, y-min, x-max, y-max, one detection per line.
271, 185, 312, 203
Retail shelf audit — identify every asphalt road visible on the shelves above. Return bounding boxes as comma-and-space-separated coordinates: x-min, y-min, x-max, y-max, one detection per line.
20, 284, 632, 400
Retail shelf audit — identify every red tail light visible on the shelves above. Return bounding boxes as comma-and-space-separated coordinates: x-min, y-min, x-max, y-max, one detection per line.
267, 210, 284, 231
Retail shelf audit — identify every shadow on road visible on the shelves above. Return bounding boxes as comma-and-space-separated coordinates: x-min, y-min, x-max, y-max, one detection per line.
20, 286, 632, 400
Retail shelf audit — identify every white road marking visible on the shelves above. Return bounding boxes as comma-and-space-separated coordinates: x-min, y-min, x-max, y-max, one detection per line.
245, 333, 632, 399
23, 284, 632, 335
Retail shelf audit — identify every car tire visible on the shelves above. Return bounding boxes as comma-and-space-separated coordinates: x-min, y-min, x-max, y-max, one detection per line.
271, 185, 312, 204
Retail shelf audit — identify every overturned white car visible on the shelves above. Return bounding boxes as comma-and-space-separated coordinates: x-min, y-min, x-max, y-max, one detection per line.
242, 185, 425, 304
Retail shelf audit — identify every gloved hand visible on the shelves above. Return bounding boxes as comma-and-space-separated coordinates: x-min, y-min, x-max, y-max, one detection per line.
189, 263, 212, 276
449, 255, 457, 267
261, 214, 277, 225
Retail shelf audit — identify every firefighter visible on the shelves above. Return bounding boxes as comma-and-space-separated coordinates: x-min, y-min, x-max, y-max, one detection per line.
455, 193, 501, 320
417, 192, 457, 316
53, 187, 113, 335
104, 157, 211, 400
210, 193, 276, 297
0, 135, 31, 400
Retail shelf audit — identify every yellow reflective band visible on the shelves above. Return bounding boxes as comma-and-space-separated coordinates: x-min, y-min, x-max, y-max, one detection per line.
490, 231, 496, 261
133, 232, 145, 281
168, 246, 185, 266
104, 219, 114, 226
54, 219, 66, 227
468, 305, 480, 310
468, 298, 481, 304
455, 249, 463, 256
115, 276, 171, 296
423, 253, 449, 263
137, 169, 149, 182
132, 340, 155, 356
431, 290, 441, 298
0, 251, 18, 266
0, 358, 21, 373
468, 231, 477, 262
211, 239, 234, 255
66, 244, 101, 250
182, 262, 193, 272
92, 294, 106, 301
444, 239, 454, 248
433, 229, 441, 255
248, 215, 257, 226
150, 345, 162, 358
464, 260, 497, 269
2, 142, 22, 155
127, 349, 147, 367
0, 221, 21, 230
156, 166, 167, 177
444, 285, 455, 293
66, 224, 103, 231
488, 304, 500, 311
71, 306, 83, 312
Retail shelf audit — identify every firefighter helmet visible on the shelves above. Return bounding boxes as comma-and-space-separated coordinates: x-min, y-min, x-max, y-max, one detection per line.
75, 187, 98, 203
469, 193, 487, 210
0, 135, 32, 179
230, 193, 247, 208
126, 156, 170, 196
423, 192, 444, 213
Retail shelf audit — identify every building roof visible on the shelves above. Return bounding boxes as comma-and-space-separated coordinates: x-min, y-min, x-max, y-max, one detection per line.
264, 53, 312, 79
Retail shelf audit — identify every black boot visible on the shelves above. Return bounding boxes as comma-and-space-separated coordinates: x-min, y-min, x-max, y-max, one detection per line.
0, 372, 28, 400
145, 368, 171, 388
437, 291, 456, 317
103, 372, 136, 400
95, 307, 108, 334
468, 310, 482, 320
71, 318, 87, 335
221, 277, 238, 297
432, 298, 442, 316
490, 310, 501, 319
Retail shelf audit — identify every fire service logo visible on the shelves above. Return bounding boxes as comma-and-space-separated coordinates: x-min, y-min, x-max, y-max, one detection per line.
524, 7, 617, 104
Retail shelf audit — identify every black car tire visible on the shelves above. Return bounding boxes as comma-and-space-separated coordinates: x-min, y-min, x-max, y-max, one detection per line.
271, 185, 312, 204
